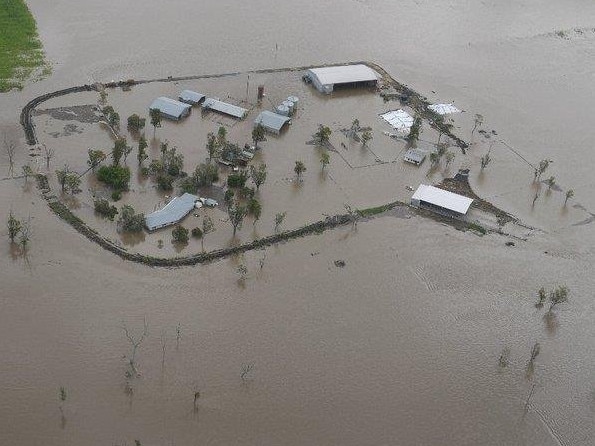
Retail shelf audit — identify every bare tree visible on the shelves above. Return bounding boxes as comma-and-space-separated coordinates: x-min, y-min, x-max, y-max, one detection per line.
160, 331, 167, 369
564, 189, 574, 206
43, 145, 55, 170
121, 317, 148, 377
3, 135, 16, 177
344, 204, 360, 229
19, 217, 31, 252
176, 323, 182, 349
240, 363, 254, 382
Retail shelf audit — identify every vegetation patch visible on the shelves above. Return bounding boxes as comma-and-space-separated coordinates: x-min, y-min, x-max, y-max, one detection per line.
467, 222, 487, 235
0, 0, 49, 92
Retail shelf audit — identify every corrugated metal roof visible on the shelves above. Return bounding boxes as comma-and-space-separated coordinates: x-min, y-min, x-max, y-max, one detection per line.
179, 90, 205, 104
381, 109, 414, 132
404, 149, 426, 164
149, 97, 191, 119
411, 184, 473, 214
307, 64, 377, 86
254, 110, 291, 132
201, 98, 247, 119
145, 193, 199, 231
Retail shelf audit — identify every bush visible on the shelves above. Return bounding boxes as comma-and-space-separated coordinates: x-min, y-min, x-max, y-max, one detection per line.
118, 205, 145, 232
94, 199, 118, 220
97, 165, 131, 190
156, 174, 173, 191
111, 190, 122, 201
191, 227, 203, 238
227, 172, 248, 188
172, 225, 189, 244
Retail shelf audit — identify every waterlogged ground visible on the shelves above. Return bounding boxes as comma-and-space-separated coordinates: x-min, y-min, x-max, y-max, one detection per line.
2, 1, 595, 445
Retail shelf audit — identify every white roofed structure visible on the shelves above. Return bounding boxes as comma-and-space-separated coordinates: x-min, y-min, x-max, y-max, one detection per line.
381, 109, 414, 132
306, 64, 377, 94
201, 98, 248, 119
428, 103, 461, 115
179, 90, 205, 105
411, 184, 473, 216
145, 193, 199, 231
254, 110, 291, 134
149, 97, 191, 121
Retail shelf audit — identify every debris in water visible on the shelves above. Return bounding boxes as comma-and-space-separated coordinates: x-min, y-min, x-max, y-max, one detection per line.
334, 260, 346, 268
505, 241, 515, 246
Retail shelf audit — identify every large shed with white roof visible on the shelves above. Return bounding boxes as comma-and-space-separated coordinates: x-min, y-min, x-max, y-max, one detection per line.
411, 184, 473, 216
306, 64, 378, 94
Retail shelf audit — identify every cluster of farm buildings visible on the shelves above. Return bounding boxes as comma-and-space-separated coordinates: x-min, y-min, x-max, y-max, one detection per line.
144, 64, 472, 231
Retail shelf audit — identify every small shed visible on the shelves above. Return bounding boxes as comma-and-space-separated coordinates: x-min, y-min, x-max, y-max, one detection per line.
306, 64, 377, 94
411, 185, 473, 216
149, 97, 192, 121
179, 90, 205, 105
145, 193, 199, 231
404, 149, 426, 166
201, 98, 248, 119
254, 110, 291, 134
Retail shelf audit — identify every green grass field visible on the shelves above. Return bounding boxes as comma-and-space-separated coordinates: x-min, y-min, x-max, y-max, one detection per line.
0, 0, 48, 92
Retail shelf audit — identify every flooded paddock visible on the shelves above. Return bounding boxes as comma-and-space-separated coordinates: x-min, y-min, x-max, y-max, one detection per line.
2, 1, 595, 445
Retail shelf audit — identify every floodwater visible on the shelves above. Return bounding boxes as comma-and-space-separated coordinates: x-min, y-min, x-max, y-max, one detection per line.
2, 1, 595, 445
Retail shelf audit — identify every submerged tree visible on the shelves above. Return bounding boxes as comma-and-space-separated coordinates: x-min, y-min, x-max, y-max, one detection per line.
127, 114, 146, 133
313, 124, 332, 146
320, 151, 330, 171
7, 211, 21, 242
406, 116, 423, 143
274, 211, 286, 232
3, 136, 16, 178
206, 132, 219, 161
43, 145, 55, 170
87, 149, 106, 172
564, 189, 574, 206
121, 317, 148, 376
471, 114, 484, 135
172, 225, 189, 244
252, 124, 267, 149
480, 152, 492, 170
249, 163, 267, 190
545, 176, 556, 191
150, 109, 162, 137
137, 136, 148, 165
247, 198, 262, 225
361, 130, 373, 147
533, 159, 553, 182
548, 285, 569, 313
118, 205, 145, 232
201, 215, 215, 251
294, 160, 306, 180
227, 202, 247, 236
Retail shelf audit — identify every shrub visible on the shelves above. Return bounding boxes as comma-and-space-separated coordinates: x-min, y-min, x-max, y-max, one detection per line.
97, 165, 131, 190
111, 190, 122, 201
172, 225, 189, 244
227, 172, 248, 188
191, 227, 203, 238
94, 199, 118, 220
156, 174, 173, 191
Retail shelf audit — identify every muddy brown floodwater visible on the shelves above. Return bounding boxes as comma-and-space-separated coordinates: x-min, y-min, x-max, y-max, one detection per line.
2, 1, 595, 445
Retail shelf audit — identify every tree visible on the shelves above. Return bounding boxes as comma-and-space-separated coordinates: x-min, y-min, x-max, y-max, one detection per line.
127, 114, 146, 132
224, 190, 235, 208
206, 132, 219, 161
314, 125, 331, 146
19, 218, 30, 251
201, 215, 214, 250
3, 136, 16, 177
43, 145, 55, 170
172, 225, 189, 244
348, 119, 360, 140
545, 176, 556, 191
549, 285, 569, 312
227, 202, 247, 236
361, 130, 372, 147
217, 126, 227, 148
445, 151, 455, 168
534, 159, 553, 182
247, 198, 262, 225
97, 165, 131, 190
249, 163, 267, 190
7, 211, 21, 242
98, 90, 108, 106
94, 199, 118, 220
118, 205, 145, 232
87, 149, 105, 171
193, 162, 219, 187
344, 204, 360, 229
406, 116, 422, 143
112, 138, 127, 166
137, 136, 148, 165
471, 114, 484, 135
150, 108, 162, 137
536, 287, 547, 308
294, 160, 306, 180
65, 173, 81, 194
21, 165, 33, 183
55, 166, 69, 192
121, 318, 148, 376
429, 152, 440, 167
320, 151, 330, 171
274, 211, 286, 232
252, 124, 266, 149
480, 152, 491, 170
565, 189, 574, 205
109, 111, 120, 129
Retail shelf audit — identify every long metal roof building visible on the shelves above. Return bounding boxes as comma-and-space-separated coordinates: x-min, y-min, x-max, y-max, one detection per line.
179, 90, 205, 105
306, 64, 378, 94
254, 110, 291, 134
201, 98, 248, 119
149, 97, 192, 121
145, 193, 199, 231
411, 184, 473, 215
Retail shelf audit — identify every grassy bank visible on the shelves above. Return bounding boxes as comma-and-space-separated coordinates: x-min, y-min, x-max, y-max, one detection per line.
0, 0, 48, 92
